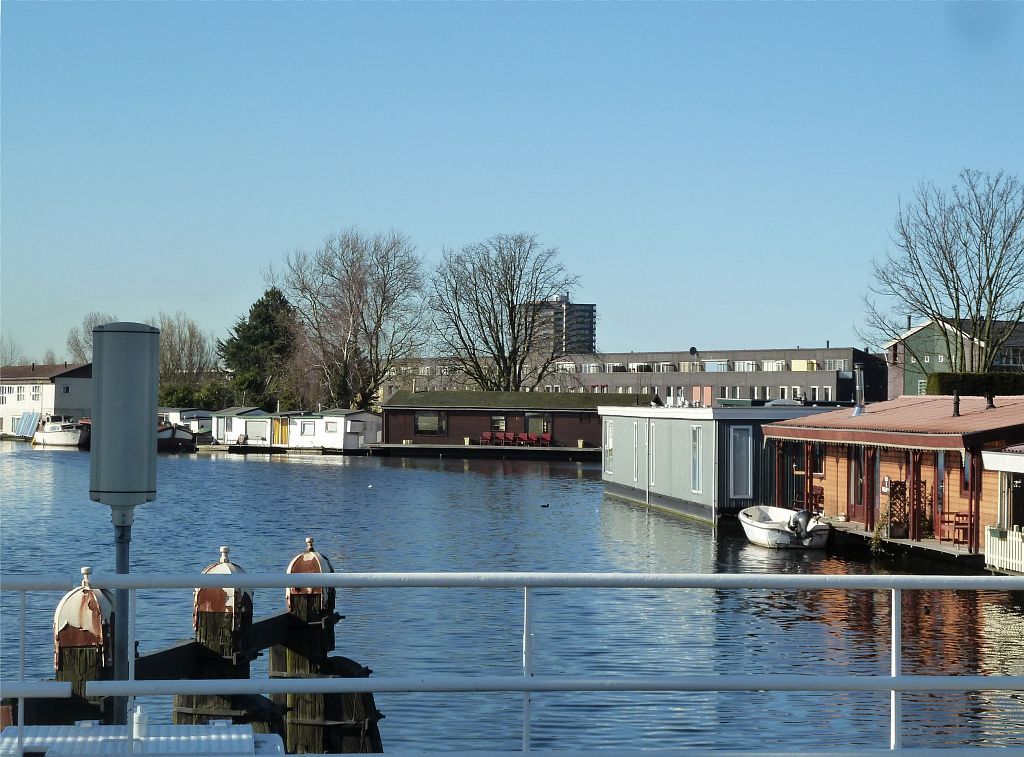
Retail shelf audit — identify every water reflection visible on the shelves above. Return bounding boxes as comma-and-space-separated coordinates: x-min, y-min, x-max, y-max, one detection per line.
1, 444, 1021, 749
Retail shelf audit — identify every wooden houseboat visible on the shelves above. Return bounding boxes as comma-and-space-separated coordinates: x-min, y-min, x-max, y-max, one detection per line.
762, 395, 1024, 561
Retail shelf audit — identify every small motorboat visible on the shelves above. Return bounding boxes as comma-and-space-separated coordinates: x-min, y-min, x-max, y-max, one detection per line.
738, 505, 831, 549
32, 417, 90, 449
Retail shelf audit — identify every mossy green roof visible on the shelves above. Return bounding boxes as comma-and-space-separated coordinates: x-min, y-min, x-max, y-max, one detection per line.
381, 390, 653, 412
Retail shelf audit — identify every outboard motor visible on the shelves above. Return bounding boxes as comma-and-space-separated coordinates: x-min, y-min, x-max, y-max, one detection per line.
788, 509, 814, 540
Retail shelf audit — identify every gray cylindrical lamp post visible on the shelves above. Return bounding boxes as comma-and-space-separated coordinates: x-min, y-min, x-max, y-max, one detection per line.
89, 322, 159, 724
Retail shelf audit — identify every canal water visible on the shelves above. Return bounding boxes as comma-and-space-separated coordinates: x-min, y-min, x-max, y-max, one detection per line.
2, 442, 1022, 750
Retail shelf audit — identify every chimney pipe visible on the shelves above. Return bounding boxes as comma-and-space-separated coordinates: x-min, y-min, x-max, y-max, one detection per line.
953, 390, 960, 417
852, 363, 865, 416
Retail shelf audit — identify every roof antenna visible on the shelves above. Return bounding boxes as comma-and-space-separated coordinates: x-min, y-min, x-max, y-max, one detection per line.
952, 390, 960, 417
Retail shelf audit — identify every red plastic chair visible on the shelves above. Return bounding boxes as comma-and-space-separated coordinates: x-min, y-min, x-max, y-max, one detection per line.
539, 433, 552, 446
527, 433, 539, 445
480, 431, 493, 445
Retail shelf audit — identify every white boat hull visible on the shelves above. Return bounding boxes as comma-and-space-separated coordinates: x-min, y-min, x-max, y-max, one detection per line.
739, 506, 830, 549
32, 428, 88, 448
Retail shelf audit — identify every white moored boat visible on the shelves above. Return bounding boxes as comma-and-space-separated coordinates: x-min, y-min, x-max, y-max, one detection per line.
738, 505, 831, 549
31, 418, 90, 449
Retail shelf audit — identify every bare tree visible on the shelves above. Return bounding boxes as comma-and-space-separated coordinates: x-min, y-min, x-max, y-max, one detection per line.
429, 233, 580, 391
860, 169, 1024, 371
273, 228, 427, 409
1, 333, 26, 366
66, 311, 118, 363
42, 349, 58, 364
150, 312, 219, 391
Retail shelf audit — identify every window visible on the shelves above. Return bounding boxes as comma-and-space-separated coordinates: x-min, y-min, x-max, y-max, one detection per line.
604, 420, 614, 473
917, 380, 927, 395
810, 386, 819, 401
924, 355, 930, 363
848, 448, 864, 506
812, 444, 825, 475
763, 386, 771, 399
633, 421, 639, 482
734, 360, 759, 372
729, 426, 753, 499
823, 359, 848, 371
16, 386, 25, 402
300, 421, 315, 436
938, 354, 945, 363
649, 421, 656, 485
414, 411, 447, 435
691, 426, 703, 493
226, 417, 233, 432
779, 387, 787, 400
490, 415, 506, 432
792, 386, 800, 400
719, 386, 729, 399
524, 413, 551, 433
733, 386, 741, 399
325, 421, 338, 433
960, 452, 980, 494
703, 360, 731, 372
31, 385, 40, 401
823, 386, 832, 401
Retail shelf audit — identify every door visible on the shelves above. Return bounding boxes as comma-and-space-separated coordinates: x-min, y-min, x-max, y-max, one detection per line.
1011, 473, 1024, 528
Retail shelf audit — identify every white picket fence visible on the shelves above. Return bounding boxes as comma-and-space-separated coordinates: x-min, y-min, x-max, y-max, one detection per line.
986, 525, 1024, 574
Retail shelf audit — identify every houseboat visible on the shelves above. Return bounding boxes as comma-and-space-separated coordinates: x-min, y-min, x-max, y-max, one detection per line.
762, 394, 1024, 568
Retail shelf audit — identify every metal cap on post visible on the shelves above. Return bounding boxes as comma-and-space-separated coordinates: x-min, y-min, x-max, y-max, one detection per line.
88, 321, 159, 724
90, 322, 159, 525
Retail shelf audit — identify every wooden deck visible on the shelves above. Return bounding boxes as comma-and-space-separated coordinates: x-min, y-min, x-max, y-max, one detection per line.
369, 442, 600, 462
824, 516, 986, 570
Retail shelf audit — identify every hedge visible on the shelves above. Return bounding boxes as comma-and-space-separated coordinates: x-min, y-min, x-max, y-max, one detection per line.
926, 372, 1024, 395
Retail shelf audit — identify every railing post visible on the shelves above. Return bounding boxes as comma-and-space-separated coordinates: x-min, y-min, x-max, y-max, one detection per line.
18, 591, 26, 756
128, 588, 137, 755
890, 588, 902, 750
522, 586, 534, 752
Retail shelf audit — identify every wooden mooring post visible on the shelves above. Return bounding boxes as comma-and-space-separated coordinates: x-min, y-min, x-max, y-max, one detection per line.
173, 546, 284, 733
269, 538, 383, 753
3, 542, 382, 754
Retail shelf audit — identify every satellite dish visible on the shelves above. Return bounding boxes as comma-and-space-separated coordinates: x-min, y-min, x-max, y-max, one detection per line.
689, 347, 698, 356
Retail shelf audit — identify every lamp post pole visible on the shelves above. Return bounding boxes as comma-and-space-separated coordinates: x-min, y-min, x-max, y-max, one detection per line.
89, 322, 160, 725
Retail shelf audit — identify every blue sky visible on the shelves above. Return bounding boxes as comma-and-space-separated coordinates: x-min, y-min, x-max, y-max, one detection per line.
2, 2, 1022, 361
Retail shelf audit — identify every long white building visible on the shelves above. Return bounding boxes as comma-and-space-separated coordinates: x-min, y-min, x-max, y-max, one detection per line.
0, 363, 93, 437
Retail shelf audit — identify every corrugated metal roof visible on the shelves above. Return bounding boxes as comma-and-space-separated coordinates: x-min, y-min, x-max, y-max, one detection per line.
768, 395, 1024, 435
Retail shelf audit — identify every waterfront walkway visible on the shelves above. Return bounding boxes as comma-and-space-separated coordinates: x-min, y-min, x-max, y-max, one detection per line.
824, 517, 987, 570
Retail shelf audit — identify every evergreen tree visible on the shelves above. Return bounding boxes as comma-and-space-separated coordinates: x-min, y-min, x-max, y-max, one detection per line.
217, 288, 296, 410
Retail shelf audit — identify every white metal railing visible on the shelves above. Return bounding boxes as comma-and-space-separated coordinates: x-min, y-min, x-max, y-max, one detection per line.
986, 525, 1024, 574
3, 571, 1024, 752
